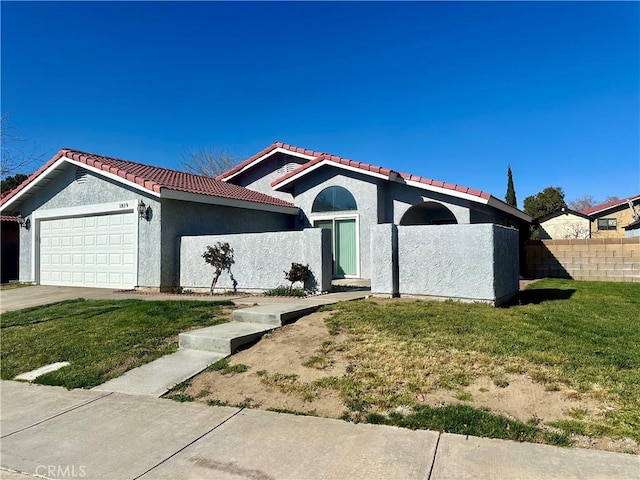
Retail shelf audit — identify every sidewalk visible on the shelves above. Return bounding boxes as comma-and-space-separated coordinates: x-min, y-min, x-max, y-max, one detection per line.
1, 381, 637, 480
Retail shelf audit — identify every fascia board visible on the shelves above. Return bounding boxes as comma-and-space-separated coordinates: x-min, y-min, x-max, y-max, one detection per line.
486, 197, 532, 222
223, 147, 317, 182
0, 157, 68, 212
403, 179, 532, 222
403, 179, 490, 205
161, 189, 299, 215
273, 160, 388, 190
64, 157, 161, 197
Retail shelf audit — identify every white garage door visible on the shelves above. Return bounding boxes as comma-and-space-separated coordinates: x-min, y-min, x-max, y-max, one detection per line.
39, 212, 136, 289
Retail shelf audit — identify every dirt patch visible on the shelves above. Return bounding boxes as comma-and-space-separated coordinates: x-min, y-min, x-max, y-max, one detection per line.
187, 311, 347, 417
186, 310, 638, 454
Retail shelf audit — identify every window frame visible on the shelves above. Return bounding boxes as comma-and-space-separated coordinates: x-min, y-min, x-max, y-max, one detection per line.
597, 217, 617, 231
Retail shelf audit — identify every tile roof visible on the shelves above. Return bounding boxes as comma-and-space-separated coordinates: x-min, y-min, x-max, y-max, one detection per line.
0, 215, 18, 222
265, 143, 492, 201
205, 141, 528, 221
217, 141, 323, 180
580, 194, 640, 216
0, 148, 296, 210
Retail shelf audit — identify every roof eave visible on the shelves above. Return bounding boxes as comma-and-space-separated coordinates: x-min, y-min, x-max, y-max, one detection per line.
160, 189, 299, 215
219, 145, 317, 182
272, 158, 389, 190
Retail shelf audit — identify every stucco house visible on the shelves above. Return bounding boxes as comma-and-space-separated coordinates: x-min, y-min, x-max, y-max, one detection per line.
538, 208, 591, 239
217, 142, 532, 279
580, 195, 640, 239
0, 148, 298, 290
0, 142, 531, 293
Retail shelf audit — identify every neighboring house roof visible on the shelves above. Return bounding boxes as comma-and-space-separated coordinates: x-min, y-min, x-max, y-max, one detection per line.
0, 216, 18, 222
0, 148, 298, 214
625, 219, 640, 231
218, 141, 532, 222
538, 208, 590, 223
580, 195, 640, 216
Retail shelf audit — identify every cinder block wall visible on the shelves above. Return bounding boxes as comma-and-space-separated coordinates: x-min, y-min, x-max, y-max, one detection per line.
525, 238, 640, 281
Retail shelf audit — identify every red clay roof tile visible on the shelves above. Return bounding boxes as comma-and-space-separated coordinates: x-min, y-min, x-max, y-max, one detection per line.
222, 141, 520, 210
580, 195, 640, 215
0, 148, 296, 210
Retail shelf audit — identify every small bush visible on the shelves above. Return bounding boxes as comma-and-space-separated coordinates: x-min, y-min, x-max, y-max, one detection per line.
264, 285, 307, 297
284, 263, 311, 288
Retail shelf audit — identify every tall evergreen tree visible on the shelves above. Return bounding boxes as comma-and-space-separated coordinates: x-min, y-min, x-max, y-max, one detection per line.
505, 164, 517, 208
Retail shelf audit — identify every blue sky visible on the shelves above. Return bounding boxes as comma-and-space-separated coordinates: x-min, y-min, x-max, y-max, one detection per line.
2, 1, 638, 206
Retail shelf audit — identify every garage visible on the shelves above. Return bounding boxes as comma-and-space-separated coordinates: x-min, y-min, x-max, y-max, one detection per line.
39, 211, 136, 289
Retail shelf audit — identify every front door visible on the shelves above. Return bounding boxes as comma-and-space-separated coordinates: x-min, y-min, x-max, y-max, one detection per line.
314, 218, 357, 277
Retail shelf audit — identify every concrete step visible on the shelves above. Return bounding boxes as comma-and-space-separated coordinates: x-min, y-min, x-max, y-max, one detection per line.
232, 304, 319, 326
179, 321, 276, 354
92, 349, 225, 397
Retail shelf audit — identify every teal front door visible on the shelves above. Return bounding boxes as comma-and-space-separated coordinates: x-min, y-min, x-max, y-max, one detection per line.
314, 218, 357, 277
335, 219, 357, 276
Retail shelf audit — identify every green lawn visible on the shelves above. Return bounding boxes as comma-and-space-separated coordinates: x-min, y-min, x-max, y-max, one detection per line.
1, 299, 233, 389
318, 279, 640, 443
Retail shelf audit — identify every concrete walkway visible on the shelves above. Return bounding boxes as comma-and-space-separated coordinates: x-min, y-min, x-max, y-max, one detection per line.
0, 285, 301, 314
1, 381, 637, 480
0, 285, 366, 313
92, 290, 369, 396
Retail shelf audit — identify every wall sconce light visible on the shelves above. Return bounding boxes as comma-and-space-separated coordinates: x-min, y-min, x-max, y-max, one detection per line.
138, 200, 149, 220
16, 213, 30, 230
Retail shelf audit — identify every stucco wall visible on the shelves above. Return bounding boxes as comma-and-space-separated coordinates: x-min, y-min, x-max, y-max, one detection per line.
539, 213, 590, 239
384, 182, 472, 225
161, 199, 294, 289
230, 152, 302, 203
290, 167, 380, 279
492, 224, 520, 300
370, 223, 398, 296
372, 223, 519, 305
179, 228, 331, 292
8, 162, 161, 286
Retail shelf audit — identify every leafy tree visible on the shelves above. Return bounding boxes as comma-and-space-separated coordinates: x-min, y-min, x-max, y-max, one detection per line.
505, 164, 517, 208
1, 173, 29, 195
202, 242, 234, 295
523, 186, 567, 219
181, 147, 238, 178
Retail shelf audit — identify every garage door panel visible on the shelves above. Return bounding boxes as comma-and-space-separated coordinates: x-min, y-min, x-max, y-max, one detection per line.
40, 211, 135, 289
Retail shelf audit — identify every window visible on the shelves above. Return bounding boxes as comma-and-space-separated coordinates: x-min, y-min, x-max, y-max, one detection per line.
597, 218, 617, 230
312, 186, 357, 212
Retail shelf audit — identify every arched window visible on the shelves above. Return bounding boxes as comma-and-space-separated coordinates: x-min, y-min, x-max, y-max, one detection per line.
400, 202, 458, 226
312, 186, 357, 212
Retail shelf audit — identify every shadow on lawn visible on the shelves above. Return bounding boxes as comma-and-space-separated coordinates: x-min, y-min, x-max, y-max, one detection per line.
513, 288, 576, 306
